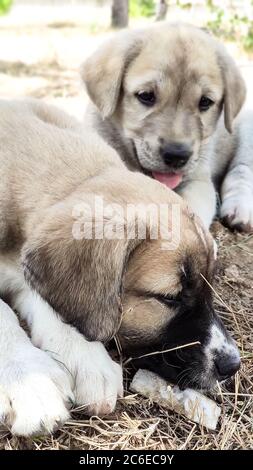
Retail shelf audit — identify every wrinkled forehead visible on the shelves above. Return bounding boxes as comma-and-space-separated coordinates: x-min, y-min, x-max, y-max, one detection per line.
125, 30, 223, 99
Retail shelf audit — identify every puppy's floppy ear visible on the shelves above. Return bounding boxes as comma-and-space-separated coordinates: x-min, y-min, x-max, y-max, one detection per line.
22, 213, 141, 343
80, 30, 143, 118
217, 44, 246, 133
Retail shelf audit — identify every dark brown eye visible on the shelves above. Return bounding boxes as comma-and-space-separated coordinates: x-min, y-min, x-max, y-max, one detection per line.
136, 91, 156, 106
199, 96, 214, 112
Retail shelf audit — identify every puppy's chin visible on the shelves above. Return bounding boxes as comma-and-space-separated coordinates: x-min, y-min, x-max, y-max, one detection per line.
132, 141, 199, 186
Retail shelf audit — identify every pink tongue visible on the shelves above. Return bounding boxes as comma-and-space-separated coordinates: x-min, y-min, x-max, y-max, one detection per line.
152, 172, 183, 190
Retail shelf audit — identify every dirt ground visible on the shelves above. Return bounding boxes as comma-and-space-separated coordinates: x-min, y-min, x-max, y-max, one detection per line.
0, 3, 252, 450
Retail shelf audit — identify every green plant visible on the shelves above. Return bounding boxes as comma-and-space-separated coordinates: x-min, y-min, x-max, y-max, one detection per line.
177, 1, 192, 9
130, 0, 155, 18
0, 0, 12, 15
206, 7, 225, 35
243, 23, 253, 51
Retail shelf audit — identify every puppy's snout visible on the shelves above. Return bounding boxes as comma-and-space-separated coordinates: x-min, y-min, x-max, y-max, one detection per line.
214, 354, 240, 380
159, 142, 193, 168
206, 323, 241, 383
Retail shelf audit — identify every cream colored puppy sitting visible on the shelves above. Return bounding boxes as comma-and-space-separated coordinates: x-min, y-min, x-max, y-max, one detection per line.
81, 22, 253, 232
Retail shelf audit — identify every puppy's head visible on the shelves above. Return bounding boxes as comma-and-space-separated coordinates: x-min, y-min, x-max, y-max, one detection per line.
22, 173, 240, 391
81, 23, 246, 189
119, 222, 240, 390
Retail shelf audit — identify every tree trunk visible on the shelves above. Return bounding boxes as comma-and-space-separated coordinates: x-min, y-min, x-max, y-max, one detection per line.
111, 0, 129, 28
155, 0, 168, 21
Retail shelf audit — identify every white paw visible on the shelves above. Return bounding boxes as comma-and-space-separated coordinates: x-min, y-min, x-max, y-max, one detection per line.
220, 195, 253, 232
16, 292, 124, 418
69, 341, 123, 415
0, 346, 73, 436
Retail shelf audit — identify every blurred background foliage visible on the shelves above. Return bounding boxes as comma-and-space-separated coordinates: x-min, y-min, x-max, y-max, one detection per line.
130, 0, 155, 18
205, 0, 253, 51
112, 0, 253, 51
0, 0, 252, 137
0, 0, 12, 15
0, 1, 253, 52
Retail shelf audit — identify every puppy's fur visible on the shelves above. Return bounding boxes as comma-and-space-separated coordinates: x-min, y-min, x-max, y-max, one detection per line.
81, 22, 253, 231
0, 99, 239, 436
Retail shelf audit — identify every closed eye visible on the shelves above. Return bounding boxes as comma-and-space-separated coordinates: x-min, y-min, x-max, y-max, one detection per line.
132, 289, 182, 308
153, 293, 182, 308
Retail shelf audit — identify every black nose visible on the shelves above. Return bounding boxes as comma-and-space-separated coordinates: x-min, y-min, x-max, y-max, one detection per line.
159, 142, 193, 168
215, 355, 241, 380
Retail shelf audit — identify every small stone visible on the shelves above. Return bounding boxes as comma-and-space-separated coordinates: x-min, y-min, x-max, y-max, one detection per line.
225, 264, 239, 279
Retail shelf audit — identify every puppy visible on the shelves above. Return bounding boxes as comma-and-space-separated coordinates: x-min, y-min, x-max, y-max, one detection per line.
81, 22, 253, 232
0, 99, 239, 436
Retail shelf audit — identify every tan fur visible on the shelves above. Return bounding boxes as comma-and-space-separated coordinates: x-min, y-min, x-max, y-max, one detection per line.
120, 228, 214, 348
0, 98, 215, 346
81, 22, 253, 232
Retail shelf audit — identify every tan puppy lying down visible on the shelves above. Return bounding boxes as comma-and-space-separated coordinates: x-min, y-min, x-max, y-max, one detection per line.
0, 99, 240, 436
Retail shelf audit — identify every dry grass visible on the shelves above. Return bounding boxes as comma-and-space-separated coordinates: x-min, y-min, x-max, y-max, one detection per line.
0, 223, 252, 451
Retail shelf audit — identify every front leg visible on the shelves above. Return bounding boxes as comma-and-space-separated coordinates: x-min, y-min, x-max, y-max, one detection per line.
220, 112, 253, 232
220, 164, 253, 232
13, 287, 123, 416
0, 298, 72, 436
177, 177, 217, 230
